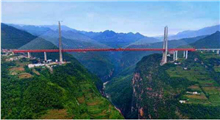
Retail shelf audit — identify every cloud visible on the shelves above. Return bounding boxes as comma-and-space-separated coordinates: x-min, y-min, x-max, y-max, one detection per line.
2, 1, 219, 36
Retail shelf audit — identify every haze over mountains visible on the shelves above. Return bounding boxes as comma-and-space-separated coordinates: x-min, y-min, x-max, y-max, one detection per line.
2, 22, 220, 119
2, 23, 220, 87
3, 23, 220, 82
7, 23, 161, 81
156, 24, 220, 40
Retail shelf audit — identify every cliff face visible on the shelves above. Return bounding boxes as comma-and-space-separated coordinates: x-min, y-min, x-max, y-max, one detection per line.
130, 52, 220, 119
131, 54, 178, 118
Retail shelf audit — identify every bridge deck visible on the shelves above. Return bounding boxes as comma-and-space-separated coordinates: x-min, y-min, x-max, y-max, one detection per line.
13, 48, 196, 53
196, 48, 220, 51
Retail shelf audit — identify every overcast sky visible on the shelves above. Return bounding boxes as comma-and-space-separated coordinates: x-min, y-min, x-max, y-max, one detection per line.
2, 0, 220, 36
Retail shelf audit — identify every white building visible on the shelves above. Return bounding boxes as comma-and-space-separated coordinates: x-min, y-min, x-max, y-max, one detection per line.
179, 100, 186, 104
28, 64, 35, 68
28, 63, 45, 68
186, 91, 200, 95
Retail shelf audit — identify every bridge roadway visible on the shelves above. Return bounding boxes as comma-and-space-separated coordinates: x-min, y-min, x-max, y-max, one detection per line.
196, 48, 220, 51
13, 48, 196, 53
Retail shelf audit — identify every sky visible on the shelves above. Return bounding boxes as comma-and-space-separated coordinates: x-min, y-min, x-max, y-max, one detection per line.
2, 0, 220, 36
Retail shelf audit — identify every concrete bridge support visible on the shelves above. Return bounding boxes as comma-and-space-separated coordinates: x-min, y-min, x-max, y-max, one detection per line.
183, 50, 188, 59
59, 21, 63, 63
161, 26, 168, 65
185, 51, 188, 59
173, 51, 178, 61
175, 51, 178, 61
183, 51, 186, 58
44, 52, 47, 61
217, 50, 219, 54
27, 52, 31, 58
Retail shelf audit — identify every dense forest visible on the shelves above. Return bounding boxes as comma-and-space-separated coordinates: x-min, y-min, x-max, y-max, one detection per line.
1, 56, 123, 119
130, 51, 220, 118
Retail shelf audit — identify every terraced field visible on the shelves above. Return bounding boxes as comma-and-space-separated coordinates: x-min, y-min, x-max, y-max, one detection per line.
166, 52, 220, 106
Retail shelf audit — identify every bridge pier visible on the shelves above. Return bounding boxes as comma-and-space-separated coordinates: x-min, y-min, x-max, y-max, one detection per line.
175, 51, 178, 61
27, 52, 31, 58
183, 51, 186, 58
44, 52, 47, 61
183, 50, 188, 59
185, 51, 188, 59
161, 26, 168, 65
173, 51, 178, 61
217, 50, 219, 54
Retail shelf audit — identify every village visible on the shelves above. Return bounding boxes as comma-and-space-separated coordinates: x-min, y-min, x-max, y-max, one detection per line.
2, 49, 70, 72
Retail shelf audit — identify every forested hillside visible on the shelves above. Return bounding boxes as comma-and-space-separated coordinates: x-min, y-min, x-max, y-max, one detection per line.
1, 23, 36, 49
190, 31, 220, 48
1, 56, 123, 119
130, 52, 220, 118
120, 35, 205, 69
2, 24, 115, 82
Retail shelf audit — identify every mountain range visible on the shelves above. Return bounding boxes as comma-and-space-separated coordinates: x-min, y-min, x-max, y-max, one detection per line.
105, 30, 220, 118
156, 24, 220, 40
2, 22, 220, 119
3, 23, 220, 82
6, 23, 161, 82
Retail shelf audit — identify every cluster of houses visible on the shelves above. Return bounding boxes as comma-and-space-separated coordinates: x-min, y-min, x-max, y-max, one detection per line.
28, 59, 59, 68
5, 55, 26, 62
2, 49, 14, 57
2, 49, 62, 70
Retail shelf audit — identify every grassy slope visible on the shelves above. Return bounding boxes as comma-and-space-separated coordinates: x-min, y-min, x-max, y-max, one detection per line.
1, 56, 123, 119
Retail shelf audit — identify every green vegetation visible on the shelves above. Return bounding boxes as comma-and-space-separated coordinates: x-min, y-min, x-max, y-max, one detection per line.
129, 52, 220, 118
190, 31, 220, 48
4, 24, 115, 82
1, 56, 123, 119
120, 35, 205, 70
105, 65, 135, 118
1, 23, 36, 49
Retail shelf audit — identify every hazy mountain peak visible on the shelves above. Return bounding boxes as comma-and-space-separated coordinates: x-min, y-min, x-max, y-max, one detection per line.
101, 30, 117, 37
155, 24, 220, 40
